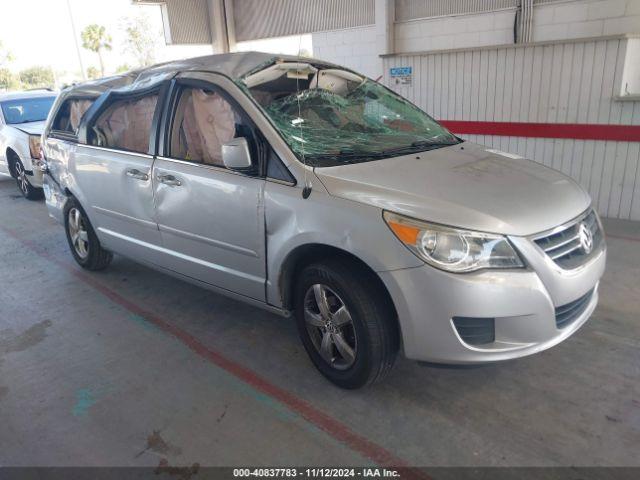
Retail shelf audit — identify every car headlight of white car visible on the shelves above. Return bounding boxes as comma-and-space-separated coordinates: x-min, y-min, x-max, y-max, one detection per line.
28, 135, 48, 171
383, 211, 524, 273
29, 135, 42, 160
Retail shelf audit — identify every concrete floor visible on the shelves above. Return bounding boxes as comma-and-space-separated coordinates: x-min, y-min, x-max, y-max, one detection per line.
0, 175, 638, 468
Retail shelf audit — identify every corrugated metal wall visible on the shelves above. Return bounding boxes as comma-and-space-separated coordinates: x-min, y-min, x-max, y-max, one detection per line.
164, 0, 212, 44
383, 36, 640, 220
233, 0, 375, 41
394, 0, 569, 22
395, 0, 517, 22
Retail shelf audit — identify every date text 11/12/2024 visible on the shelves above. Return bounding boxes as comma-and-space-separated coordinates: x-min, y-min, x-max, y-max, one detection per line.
233, 468, 402, 477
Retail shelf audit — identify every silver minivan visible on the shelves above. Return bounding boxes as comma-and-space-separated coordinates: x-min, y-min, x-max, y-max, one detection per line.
42, 53, 606, 388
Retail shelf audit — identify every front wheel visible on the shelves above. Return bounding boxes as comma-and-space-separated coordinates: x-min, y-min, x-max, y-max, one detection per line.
14, 159, 43, 200
64, 198, 113, 271
294, 260, 399, 389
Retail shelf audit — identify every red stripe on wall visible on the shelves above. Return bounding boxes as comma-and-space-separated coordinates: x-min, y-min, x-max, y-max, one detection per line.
440, 121, 640, 142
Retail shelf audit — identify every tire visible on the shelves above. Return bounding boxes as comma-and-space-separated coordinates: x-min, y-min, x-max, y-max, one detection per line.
64, 197, 113, 271
294, 260, 399, 389
12, 157, 43, 200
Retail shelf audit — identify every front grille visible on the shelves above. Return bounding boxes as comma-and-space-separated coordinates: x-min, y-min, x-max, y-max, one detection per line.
533, 209, 603, 269
555, 289, 595, 329
452, 317, 495, 345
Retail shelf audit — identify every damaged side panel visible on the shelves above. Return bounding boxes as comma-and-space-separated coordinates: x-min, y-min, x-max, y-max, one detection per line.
263, 180, 424, 309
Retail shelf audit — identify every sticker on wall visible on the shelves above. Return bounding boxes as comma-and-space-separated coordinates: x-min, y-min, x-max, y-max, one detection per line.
390, 67, 412, 86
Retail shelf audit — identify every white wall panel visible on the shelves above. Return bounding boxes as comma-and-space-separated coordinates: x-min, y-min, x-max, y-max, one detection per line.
394, 10, 516, 53
532, 0, 640, 42
312, 26, 380, 79
383, 36, 640, 220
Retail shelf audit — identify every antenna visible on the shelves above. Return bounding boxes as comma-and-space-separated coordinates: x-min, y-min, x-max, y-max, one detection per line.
296, 33, 312, 199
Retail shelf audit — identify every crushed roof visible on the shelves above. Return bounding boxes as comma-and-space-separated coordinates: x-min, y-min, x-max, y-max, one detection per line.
63, 51, 323, 98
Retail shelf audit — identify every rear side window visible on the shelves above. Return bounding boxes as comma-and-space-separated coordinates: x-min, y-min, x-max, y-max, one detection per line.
89, 93, 158, 154
51, 98, 95, 135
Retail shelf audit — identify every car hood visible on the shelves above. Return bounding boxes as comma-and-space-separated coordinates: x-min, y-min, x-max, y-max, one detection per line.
314, 142, 591, 237
14, 121, 45, 135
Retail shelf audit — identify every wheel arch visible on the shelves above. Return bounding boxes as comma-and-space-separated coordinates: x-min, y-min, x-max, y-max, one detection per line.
5, 147, 19, 177
279, 243, 400, 326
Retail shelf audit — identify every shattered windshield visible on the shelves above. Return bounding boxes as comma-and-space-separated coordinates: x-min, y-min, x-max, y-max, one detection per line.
242, 64, 459, 167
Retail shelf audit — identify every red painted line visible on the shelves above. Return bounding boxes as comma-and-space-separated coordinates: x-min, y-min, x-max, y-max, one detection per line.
440, 120, 640, 142
0, 226, 429, 479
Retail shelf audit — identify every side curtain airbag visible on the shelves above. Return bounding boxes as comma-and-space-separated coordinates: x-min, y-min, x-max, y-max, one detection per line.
181, 90, 235, 165
99, 95, 158, 153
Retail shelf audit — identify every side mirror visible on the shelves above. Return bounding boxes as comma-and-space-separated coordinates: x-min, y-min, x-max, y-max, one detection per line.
221, 137, 252, 171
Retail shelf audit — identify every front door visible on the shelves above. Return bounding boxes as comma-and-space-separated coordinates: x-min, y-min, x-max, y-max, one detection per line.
152, 81, 266, 301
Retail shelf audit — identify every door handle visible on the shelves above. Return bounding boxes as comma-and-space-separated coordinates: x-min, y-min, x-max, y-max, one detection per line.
125, 168, 149, 181
157, 173, 182, 187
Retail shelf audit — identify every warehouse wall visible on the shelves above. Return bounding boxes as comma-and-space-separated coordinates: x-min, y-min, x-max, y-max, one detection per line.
312, 26, 380, 79
383, 36, 640, 220
394, 10, 516, 53
533, 0, 640, 41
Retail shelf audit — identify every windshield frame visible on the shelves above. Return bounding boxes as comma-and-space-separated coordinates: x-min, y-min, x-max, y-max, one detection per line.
240, 63, 460, 168
0, 96, 57, 125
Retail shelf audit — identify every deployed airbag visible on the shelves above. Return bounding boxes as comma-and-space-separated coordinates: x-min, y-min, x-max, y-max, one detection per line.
176, 89, 236, 165
96, 95, 158, 153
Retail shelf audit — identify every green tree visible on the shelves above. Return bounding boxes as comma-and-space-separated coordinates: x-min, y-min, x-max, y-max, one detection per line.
0, 40, 13, 67
116, 63, 132, 74
81, 24, 112, 76
19, 66, 54, 89
86, 66, 100, 80
121, 14, 158, 68
0, 68, 20, 91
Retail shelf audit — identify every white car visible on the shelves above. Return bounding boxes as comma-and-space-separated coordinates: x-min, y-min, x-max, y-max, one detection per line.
0, 90, 57, 199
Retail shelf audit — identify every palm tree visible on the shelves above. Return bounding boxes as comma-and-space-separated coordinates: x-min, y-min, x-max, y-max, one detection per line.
80, 24, 112, 77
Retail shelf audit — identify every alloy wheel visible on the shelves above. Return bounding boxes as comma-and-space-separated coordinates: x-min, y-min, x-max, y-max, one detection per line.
15, 161, 29, 196
68, 208, 90, 259
304, 284, 358, 370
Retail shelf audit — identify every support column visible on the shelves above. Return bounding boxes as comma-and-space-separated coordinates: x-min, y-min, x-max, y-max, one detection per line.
375, 0, 394, 79
207, 0, 236, 53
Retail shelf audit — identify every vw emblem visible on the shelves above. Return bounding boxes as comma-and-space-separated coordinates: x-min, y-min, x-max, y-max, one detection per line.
578, 222, 593, 254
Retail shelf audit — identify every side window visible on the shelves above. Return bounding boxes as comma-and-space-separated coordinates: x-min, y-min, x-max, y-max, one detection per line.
266, 149, 295, 183
52, 98, 95, 136
169, 87, 249, 167
90, 93, 158, 154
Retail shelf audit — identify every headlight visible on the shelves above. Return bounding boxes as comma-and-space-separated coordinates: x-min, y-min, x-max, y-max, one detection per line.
29, 135, 42, 160
383, 211, 524, 273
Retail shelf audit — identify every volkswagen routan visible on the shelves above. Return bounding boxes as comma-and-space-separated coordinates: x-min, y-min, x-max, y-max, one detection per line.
42, 53, 606, 388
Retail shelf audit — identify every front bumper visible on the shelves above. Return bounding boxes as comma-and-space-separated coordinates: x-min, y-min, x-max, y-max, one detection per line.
27, 168, 44, 188
379, 238, 606, 364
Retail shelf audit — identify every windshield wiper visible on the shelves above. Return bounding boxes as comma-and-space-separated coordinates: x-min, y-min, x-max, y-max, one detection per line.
382, 140, 459, 156
306, 141, 460, 165
308, 150, 388, 161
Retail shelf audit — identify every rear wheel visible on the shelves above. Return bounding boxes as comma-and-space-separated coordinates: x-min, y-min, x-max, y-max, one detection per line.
294, 260, 399, 389
13, 158, 43, 200
64, 198, 112, 271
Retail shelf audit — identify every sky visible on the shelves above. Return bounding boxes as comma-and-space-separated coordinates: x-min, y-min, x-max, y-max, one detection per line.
0, 0, 312, 82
